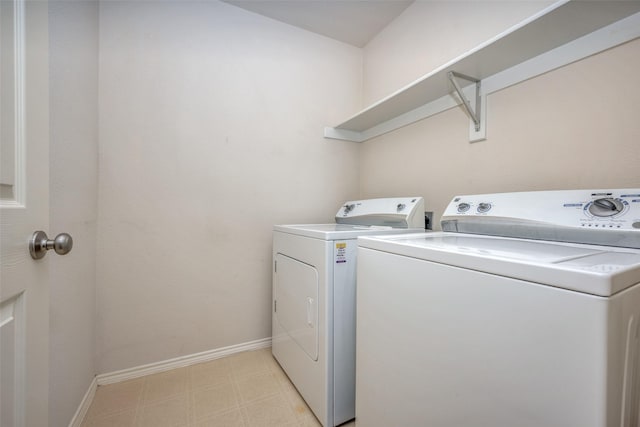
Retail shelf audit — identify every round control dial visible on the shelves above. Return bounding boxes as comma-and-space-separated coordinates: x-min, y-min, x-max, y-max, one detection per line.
457, 203, 470, 213
477, 203, 492, 213
588, 198, 624, 217
343, 204, 355, 214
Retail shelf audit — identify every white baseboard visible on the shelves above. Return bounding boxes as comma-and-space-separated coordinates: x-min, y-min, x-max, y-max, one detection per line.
71, 337, 272, 426
68, 376, 97, 427
96, 337, 272, 385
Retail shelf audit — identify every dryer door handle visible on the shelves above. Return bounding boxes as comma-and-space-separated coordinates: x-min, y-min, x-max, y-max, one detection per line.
306, 297, 315, 328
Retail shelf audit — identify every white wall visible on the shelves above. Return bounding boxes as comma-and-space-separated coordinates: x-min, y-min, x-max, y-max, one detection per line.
360, 2, 640, 225
48, 1, 98, 425
96, 1, 362, 373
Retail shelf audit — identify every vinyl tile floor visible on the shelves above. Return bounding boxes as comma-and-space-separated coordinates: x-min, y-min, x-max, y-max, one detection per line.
81, 347, 357, 427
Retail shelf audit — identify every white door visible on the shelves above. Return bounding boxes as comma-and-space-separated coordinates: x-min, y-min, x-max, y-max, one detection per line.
1, 1, 50, 426
274, 254, 319, 361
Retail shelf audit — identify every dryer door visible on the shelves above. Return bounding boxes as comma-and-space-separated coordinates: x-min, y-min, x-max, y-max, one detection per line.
274, 254, 319, 361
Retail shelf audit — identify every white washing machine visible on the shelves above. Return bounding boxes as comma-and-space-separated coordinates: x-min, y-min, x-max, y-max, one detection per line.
272, 197, 426, 427
356, 189, 640, 427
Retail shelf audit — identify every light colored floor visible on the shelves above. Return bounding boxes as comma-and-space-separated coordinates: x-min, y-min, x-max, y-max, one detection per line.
81, 348, 356, 427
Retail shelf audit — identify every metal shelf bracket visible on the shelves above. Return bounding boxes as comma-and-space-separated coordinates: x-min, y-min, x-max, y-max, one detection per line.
448, 71, 481, 132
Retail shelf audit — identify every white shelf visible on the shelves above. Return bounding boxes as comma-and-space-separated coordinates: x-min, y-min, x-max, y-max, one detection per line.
324, 0, 640, 143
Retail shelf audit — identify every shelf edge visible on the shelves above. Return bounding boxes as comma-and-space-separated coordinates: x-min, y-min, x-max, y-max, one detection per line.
323, 127, 364, 142
331, 0, 570, 131
325, 10, 640, 143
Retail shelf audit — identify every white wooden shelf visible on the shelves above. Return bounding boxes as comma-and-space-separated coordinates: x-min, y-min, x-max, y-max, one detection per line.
324, 0, 640, 143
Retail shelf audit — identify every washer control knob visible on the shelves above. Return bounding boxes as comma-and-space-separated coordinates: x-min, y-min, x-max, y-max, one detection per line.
589, 198, 623, 217
397, 203, 406, 212
343, 204, 355, 214
477, 203, 492, 213
457, 203, 471, 213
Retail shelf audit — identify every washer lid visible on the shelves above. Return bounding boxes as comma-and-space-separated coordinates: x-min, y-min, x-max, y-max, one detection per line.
358, 232, 640, 296
274, 224, 424, 240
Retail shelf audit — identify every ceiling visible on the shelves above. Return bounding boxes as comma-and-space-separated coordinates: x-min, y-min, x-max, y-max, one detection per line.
222, 0, 415, 47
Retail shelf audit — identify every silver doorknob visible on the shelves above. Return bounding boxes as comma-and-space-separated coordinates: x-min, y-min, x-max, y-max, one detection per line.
29, 231, 73, 260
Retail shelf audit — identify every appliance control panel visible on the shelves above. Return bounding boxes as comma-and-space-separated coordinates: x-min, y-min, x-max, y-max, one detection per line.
336, 197, 425, 229
441, 189, 640, 248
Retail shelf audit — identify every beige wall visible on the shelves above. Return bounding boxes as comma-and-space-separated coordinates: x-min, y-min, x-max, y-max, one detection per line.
360, 2, 640, 228
49, 1, 99, 425
47, 0, 640, 399
96, 1, 362, 373
362, 1, 554, 105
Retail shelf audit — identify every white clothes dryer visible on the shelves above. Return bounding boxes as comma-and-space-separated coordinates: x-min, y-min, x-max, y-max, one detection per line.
272, 197, 425, 427
356, 189, 640, 427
